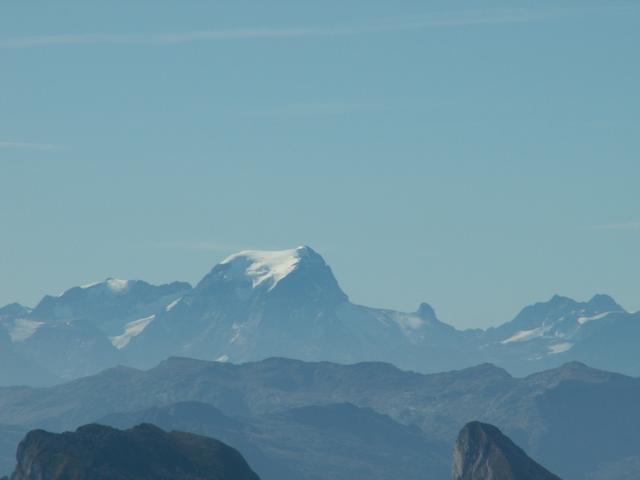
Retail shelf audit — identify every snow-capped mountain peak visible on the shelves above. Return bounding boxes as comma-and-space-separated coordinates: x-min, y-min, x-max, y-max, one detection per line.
79, 278, 130, 293
218, 246, 320, 291
105, 278, 129, 292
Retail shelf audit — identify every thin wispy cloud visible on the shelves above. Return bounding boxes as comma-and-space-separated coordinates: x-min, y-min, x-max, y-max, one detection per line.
152, 241, 249, 253
0, 9, 562, 49
0, 141, 62, 151
593, 221, 640, 231
152, 241, 305, 255
243, 99, 405, 118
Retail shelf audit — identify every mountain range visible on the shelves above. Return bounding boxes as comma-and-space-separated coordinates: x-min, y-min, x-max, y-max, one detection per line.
1, 246, 637, 385
0, 356, 638, 479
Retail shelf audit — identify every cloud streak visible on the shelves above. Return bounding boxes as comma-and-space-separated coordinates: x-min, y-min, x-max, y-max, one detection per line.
0, 141, 61, 151
242, 99, 407, 118
0, 9, 558, 49
593, 221, 640, 231
152, 241, 249, 253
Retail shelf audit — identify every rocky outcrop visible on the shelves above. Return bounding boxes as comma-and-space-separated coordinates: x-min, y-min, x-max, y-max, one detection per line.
452, 421, 561, 480
8, 423, 260, 480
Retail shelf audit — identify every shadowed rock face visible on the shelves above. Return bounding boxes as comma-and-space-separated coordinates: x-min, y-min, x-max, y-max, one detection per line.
6, 423, 260, 480
452, 422, 561, 480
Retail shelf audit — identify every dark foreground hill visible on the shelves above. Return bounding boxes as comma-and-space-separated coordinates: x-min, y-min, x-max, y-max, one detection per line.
3, 423, 259, 480
452, 421, 561, 480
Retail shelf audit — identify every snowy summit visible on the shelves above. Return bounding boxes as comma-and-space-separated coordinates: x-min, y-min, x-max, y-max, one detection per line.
219, 246, 316, 291
79, 278, 130, 293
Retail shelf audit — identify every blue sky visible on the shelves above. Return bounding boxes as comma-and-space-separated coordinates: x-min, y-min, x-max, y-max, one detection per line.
1, 1, 639, 328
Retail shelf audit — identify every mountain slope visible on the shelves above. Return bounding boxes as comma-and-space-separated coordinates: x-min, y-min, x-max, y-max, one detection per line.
0, 329, 58, 386
452, 421, 561, 480
6, 423, 260, 480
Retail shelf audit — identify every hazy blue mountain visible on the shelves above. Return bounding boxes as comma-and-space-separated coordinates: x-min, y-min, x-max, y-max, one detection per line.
0, 425, 23, 480
104, 246, 640, 377
452, 421, 561, 480
0, 279, 191, 382
0, 329, 58, 387
125, 246, 471, 371
0, 357, 638, 479
99, 401, 450, 480
482, 294, 634, 375
0, 304, 31, 320
30, 278, 191, 335
1, 246, 639, 385
488, 294, 623, 341
5, 423, 259, 480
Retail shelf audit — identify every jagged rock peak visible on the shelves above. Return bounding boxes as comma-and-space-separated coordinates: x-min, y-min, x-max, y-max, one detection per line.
543, 293, 621, 312
587, 294, 624, 312
452, 421, 561, 480
417, 302, 437, 320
